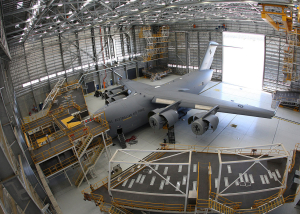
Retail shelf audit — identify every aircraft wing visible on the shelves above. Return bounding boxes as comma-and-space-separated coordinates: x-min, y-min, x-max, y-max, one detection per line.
152, 93, 275, 119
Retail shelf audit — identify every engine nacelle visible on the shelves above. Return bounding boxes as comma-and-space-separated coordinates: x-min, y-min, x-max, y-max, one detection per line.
188, 112, 219, 135
149, 109, 179, 130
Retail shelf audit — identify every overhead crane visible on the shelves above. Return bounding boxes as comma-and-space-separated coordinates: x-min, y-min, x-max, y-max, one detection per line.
260, 4, 300, 83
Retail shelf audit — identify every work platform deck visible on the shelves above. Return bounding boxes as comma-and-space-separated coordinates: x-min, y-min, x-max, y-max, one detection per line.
22, 80, 111, 191
86, 143, 299, 213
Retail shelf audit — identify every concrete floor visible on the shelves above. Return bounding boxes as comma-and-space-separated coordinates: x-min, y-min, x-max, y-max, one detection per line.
51, 74, 300, 214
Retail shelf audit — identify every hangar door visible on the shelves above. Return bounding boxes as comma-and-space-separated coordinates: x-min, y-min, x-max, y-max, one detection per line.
127, 68, 136, 80
223, 32, 265, 90
86, 81, 95, 93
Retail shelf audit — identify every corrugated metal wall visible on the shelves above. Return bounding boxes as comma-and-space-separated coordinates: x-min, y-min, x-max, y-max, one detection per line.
9, 26, 146, 117
8, 22, 296, 117
168, 22, 290, 91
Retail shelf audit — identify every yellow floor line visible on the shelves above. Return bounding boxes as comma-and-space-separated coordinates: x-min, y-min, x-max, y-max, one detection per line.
274, 116, 300, 125
199, 82, 221, 95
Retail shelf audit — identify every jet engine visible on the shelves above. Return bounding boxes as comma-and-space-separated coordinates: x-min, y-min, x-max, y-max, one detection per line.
188, 112, 219, 135
148, 109, 179, 130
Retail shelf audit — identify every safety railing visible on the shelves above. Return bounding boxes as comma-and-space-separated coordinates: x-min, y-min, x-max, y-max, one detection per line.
53, 116, 66, 132
22, 115, 53, 132
284, 185, 300, 203
74, 145, 104, 186
162, 144, 288, 156
253, 192, 280, 208
77, 133, 93, 158
32, 139, 73, 164
196, 199, 210, 208
83, 177, 109, 194
209, 192, 241, 209
68, 126, 89, 142
113, 198, 185, 212
289, 143, 300, 173
42, 155, 78, 177
53, 109, 69, 119
48, 102, 73, 115
92, 111, 107, 123
111, 201, 134, 214
59, 82, 80, 94
90, 121, 109, 136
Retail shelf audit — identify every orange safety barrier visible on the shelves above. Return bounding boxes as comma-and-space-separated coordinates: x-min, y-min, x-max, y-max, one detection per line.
253, 192, 280, 208
43, 155, 78, 177
162, 144, 287, 156
32, 139, 73, 164
209, 192, 241, 209
113, 198, 185, 212
68, 126, 90, 142
22, 115, 53, 132
289, 143, 300, 173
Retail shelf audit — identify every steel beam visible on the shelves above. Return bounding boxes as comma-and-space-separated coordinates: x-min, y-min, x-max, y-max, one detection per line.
58, 34, 68, 82
40, 38, 51, 91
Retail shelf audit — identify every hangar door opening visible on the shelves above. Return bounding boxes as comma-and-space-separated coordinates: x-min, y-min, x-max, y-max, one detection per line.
222, 32, 265, 90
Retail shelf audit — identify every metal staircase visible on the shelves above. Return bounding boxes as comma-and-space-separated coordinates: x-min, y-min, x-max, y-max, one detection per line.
42, 78, 66, 110
257, 196, 285, 214
74, 143, 105, 187
209, 199, 235, 214
77, 133, 93, 158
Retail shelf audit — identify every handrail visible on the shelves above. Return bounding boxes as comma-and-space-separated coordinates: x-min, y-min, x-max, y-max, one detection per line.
288, 143, 300, 173
163, 144, 288, 156
209, 192, 241, 209
68, 126, 90, 142
253, 192, 280, 208
113, 198, 185, 212
32, 139, 73, 164
22, 115, 53, 132
90, 122, 109, 136
209, 162, 211, 195
43, 155, 78, 177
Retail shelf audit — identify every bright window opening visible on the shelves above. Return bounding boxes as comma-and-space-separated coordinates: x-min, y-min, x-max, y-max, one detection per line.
222, 32, 265, 90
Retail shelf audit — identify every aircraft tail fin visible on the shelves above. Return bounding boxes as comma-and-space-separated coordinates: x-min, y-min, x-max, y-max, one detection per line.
199, 41, 219, 71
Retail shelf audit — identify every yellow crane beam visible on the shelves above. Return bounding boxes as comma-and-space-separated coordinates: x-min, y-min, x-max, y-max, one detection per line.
261, 12, 280, 31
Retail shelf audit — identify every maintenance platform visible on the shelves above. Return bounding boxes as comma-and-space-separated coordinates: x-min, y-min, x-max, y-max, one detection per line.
22, 78, 113, 190
82, 143, 300, 213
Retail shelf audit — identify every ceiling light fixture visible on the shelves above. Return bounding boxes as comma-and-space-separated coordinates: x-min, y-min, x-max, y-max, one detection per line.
58, 0, 63, 6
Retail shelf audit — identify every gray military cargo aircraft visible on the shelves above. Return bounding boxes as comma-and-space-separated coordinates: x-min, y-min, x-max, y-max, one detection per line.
94, 41, 275, 139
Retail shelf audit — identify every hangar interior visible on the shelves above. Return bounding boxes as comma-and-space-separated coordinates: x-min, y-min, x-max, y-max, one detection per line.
1, 0, 300, 214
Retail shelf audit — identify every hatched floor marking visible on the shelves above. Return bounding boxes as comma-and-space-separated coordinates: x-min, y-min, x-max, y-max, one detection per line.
274, 116, 300, 125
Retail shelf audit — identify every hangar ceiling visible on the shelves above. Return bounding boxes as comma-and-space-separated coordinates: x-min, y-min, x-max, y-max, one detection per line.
1, 0, 295, 44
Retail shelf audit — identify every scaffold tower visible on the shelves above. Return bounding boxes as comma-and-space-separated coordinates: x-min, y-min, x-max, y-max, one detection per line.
139, 25, 169, 62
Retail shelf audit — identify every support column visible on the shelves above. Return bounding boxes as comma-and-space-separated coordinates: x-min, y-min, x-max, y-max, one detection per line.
58, 34, 67, 83
175, 32, 178, 73
75, 32, 82, 67
22, 44, 38, 107
91, 28, 98, 71
184, 151, 192, 212
197, 32, 200, 68
120, 27, 125, 62
40, 38, 51, 91
132, 26, 137, 59
185, 32, 190, 73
